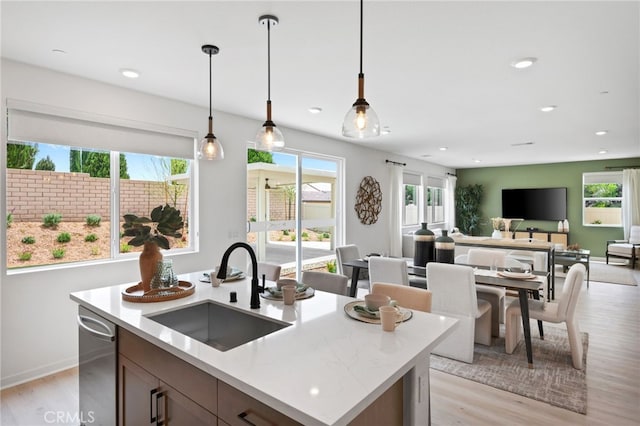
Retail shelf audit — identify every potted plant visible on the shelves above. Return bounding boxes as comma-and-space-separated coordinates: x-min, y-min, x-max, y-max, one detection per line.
122, 204, 184, 292
455, 184, 483, 235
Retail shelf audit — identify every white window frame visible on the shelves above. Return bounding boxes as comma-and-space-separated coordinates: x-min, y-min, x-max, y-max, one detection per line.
425, 176, 445, 228
402, 171, 423, 229
582, 171, 623, 227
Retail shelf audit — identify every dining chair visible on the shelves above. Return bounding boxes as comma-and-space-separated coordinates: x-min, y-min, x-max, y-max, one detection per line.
504, 263, 586, 369
257, 262, 281, 282
301, 271, 348, 296
371, 282, 431, 312
335, 245, 370, 293
368, 257, 409, 287
466, 248, 507, 338
427, 263, 492, 363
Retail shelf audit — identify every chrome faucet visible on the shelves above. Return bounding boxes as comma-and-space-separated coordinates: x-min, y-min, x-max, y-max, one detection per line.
217, 242, 260, 309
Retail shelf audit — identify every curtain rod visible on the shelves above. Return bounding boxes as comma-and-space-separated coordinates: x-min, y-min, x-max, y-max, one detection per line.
604, 165, 640, 170
385, 159, 406, 166
446, 172, 457, 176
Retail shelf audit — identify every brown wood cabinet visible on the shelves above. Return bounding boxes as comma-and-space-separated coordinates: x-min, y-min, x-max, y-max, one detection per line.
119, 328, 403, 426
513, 230, 568, 246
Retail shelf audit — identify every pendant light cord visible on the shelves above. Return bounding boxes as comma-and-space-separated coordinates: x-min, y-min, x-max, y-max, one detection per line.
208, 51, 213, 118
359, 0, 363, 75
267, 19, 272, 102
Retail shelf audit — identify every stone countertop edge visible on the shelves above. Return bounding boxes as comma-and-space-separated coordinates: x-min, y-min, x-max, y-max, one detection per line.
70, 270, 458, 426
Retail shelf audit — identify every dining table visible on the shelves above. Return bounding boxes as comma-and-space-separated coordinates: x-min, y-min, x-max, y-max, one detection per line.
341, 258, 547, 368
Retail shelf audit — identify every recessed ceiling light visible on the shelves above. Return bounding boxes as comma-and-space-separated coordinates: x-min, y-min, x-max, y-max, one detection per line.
381, 127, 391, 135
308, 107, 322, 114
52, 49, 67, 54
598, 149, 608, 154
595, 130, 608, 136
120, 68, 140, 79
540, 105, 556, 112
473, 159, 481, 163
439, 147, 447, 151
511, 57, 537, 69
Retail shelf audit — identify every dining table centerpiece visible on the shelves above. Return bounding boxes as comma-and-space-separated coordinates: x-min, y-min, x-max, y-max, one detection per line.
122, 204, 184, 293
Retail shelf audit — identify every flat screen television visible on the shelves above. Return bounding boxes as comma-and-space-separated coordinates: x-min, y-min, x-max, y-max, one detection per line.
501, 187, 567, 221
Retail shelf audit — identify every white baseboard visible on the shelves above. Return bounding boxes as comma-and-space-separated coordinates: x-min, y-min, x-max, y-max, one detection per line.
1, 356, 78, 390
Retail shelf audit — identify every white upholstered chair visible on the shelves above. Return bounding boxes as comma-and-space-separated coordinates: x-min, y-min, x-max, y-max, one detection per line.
301, 271, 348, 296
427, 263, 492, 363
371, 282, 432, 313
336, 245, 370, 293
257, 262, 281, 282
606, 225, 640, 268
505, 263, 586, 369
466, 249, 507, 337
368, 257, 409, 287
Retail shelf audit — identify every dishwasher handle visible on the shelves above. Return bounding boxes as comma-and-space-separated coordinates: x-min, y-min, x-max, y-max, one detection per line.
77, 314, 115, 342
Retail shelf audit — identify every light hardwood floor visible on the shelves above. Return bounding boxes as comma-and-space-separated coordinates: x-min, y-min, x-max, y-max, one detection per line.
2, 266, 639, 425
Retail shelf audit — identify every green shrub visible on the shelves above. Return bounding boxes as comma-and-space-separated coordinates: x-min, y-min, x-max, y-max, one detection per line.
21, 236, 36, 244
301, 232, 309, 238
6, 213, 13, 228
85, 233, 98, 242
57, 232, 71, 243
283, 229, 290, 236
322, 232, 331, 239
291, 234, 296, 242
43, 213, 62, 228
120, 243, 131, 253
86, 214, 102, 227
18, 251, 32, 261
326, 259, 337, 273
52, 248, 65, 259
317, 235, 324, 241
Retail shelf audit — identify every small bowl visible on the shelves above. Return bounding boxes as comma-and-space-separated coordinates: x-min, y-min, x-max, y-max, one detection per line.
365, 294, 391, 311
276, 278, 298, 289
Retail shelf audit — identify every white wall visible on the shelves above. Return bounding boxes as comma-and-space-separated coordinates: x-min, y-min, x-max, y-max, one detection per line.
0, 59, 453, 388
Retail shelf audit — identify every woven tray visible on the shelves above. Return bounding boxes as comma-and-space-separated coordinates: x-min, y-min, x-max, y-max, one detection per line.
122, 281, 195, 303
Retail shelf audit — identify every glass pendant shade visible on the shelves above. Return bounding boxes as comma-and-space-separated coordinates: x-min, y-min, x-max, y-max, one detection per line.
198, 116, 224, 160
255, 121, 285, 152
342, 99, 380, 138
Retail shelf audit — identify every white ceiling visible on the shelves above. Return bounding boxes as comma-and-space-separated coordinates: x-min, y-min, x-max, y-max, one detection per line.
2, 1, 639, 169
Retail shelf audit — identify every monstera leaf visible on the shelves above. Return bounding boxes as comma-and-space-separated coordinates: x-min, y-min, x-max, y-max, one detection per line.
122, 204, 184, 249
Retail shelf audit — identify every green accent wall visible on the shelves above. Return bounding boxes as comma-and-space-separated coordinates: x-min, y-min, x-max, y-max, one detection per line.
456, 157, 640, 257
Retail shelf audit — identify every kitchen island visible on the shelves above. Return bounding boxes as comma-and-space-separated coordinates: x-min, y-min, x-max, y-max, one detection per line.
71, 271, 457, 425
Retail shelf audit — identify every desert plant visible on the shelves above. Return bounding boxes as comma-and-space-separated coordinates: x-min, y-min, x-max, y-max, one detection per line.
86, 214, 102, 227
21, 236, 36, 244
326, 259, 337, 273
6, 213, 13, 228
18, 251, 32, 261
52, 248, 65, 259
43, 213, 62, 228
302, 231, 309, 238
120, 243, 131, 253
122, 204, 184, 250
322, 232, 331, 239
291, 233, 296, 242
283, 229, 290, 236
85, 233, 98, 242
317, 234, 324, 241
57, 232, 71, 243
90, 247, 100, 256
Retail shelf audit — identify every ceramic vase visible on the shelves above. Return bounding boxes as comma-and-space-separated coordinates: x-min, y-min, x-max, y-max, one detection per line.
413, 223, 435, 267
139, 242, 163, 293
491, 229, 502, 239
435, 230, 455, 264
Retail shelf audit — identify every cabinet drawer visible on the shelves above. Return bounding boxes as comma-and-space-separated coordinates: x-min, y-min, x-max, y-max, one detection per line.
218, 381, 302, 426
119, 328, 217, 414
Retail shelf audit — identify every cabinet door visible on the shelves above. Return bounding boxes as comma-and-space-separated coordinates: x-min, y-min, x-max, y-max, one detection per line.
159, 381, 217, 426
550, 233, 568, 246
119, 354, 159, 426
514, 231, 530, 240
218, 381, 301, 426
531, 232, 549, 242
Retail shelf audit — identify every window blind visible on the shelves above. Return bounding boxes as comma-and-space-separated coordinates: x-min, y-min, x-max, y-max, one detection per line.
403, 172, 422, 186
7, 99, 195, 159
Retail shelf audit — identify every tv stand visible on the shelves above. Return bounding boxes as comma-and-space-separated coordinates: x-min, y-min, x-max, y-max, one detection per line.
513, 230, 568, 246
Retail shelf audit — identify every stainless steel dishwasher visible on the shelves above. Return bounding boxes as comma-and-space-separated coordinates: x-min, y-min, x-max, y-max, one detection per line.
77, 305, 117, 426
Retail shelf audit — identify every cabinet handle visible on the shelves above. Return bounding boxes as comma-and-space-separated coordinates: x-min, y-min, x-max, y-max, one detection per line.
150, 389, 158, 423
156, 391, 165, 426
238, 410, 274, 426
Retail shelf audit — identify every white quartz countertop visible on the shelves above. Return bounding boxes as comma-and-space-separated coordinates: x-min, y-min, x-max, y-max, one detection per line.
71, 271, 457, 426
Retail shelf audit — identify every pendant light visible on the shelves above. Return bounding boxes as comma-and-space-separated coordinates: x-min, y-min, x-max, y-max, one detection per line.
342, 0, 380, 138
198, 44, 224, 161
255, 15, 285, 152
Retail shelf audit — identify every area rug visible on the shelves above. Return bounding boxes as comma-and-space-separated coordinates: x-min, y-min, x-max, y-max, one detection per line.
588, 262, 638, 286
430, 326, 588, 414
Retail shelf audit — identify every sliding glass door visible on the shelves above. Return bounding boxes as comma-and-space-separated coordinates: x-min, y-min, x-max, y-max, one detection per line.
247, 149, 342, 279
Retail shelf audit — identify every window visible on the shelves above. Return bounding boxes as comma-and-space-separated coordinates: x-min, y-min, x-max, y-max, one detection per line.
402, 172, 422, 226
583, 172, 623, 227
425, 177, 445, 226
5, 100, 195, 271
